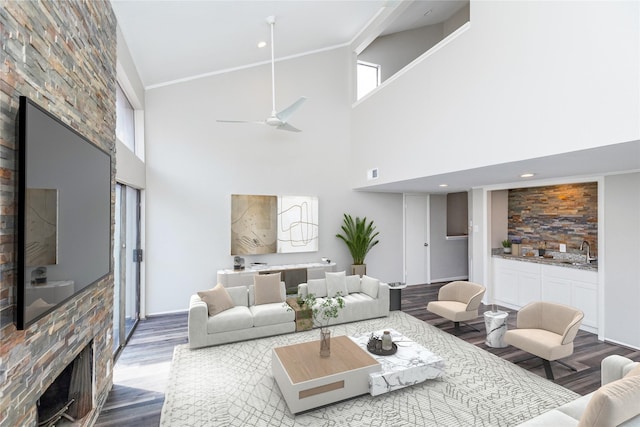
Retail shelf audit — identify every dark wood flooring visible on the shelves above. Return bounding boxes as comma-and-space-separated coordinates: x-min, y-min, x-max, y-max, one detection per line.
95, 282, 640, 426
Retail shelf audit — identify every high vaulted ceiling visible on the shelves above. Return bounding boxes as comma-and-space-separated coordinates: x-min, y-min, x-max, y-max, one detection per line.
110, 0, 466, 88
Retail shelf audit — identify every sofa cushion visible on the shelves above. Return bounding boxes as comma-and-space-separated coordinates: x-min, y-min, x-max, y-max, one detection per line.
198, 283, 235, 316
346, 275, 361, 294
206, 306, 253, 333
361, 275, 379, 299
254, 273, 283, 305
518, 409, 580, 426
307, 278, 327, 298
556, 393, 593, 421
250, 303, 295, 327
326, 271, 347, 297
578, 374, 640, 427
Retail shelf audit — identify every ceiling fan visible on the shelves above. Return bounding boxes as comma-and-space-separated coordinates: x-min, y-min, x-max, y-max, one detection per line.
217, 16, 306, 132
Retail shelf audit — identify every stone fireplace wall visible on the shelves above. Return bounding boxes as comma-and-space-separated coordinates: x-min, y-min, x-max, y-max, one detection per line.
0, 1, 116, 425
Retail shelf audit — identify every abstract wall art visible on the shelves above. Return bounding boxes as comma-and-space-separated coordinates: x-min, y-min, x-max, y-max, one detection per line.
230, 194, 319, 255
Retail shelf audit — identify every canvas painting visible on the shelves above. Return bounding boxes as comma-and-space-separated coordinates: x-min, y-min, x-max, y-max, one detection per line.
25, 188, 58, 266
231, 194, 277, 255
277, 196, 319, 253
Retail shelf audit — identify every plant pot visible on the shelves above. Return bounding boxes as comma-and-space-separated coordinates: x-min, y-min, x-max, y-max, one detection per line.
503, 247, 512, 254
351, 264, 366, 277
320, 329, 331, 358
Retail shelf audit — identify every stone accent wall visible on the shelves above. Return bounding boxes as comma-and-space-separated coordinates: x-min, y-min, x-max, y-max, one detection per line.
0, 1, 116, 425
508, 183, 598, 255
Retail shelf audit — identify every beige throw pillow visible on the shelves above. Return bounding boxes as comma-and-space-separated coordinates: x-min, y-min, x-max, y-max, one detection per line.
578, 374, 640, 427
198, 283, 234, 316
254, 273, 283, 305
326, 271, 347, 297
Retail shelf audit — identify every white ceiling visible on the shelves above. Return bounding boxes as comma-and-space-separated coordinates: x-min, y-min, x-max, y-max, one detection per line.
110, 0, 466, 88
111, 0, 639, 193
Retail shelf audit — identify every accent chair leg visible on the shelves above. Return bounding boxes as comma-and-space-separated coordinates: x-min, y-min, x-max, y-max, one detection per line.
542, 359, 554, 380
556, 360, 578, 372
454, 322, 460, 332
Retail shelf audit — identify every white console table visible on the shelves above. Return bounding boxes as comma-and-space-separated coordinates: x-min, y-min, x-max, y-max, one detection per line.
217, 262, 336, 291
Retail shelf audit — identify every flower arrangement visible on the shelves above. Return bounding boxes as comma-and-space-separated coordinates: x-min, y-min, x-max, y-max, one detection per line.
302, 292, 345, 332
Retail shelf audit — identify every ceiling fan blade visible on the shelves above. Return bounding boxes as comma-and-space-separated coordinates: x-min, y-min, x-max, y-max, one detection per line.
277, 122, 302, 132
276, 96, 307, 123
217, 119, 265, 124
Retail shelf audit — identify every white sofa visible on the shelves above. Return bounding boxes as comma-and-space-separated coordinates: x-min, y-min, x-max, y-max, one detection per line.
297, 274, 389, 326
518, 355, 640, 426
188, 282, 295, 349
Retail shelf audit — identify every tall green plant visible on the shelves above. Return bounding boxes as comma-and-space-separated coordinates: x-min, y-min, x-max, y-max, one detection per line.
335, 214, 380, 265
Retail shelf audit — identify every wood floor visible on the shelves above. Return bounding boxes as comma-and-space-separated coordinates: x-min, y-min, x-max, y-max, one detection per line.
95, 282, 640, 426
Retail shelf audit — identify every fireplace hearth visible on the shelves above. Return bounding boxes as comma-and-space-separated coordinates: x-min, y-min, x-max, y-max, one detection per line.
37, 343, 94, 426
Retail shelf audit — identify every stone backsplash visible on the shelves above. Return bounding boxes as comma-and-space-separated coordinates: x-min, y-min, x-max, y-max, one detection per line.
508, 182, 598, 255
0, 0, 116, 425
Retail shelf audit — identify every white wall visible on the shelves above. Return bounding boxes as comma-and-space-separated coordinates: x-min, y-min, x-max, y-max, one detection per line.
351, 1, 639, 189
144, 48, 403, 314
359, 24, 445, 82
603, 172, 640, 349
429, 194, 468, 281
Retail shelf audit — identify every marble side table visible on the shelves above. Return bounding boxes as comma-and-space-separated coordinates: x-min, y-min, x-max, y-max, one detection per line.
350, 329, 445, 396
484, 310, 508, 348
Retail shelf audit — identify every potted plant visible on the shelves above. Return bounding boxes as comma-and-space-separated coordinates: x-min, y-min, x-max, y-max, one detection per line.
501, 239, 512, 254
336, 214, 380, 276
303, 293, 345, 357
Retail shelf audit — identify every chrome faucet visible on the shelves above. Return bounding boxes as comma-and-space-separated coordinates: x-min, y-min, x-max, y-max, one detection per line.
580, 240, 596, 263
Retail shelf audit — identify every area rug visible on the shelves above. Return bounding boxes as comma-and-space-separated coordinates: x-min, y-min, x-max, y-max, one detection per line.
160, 312, 578, 426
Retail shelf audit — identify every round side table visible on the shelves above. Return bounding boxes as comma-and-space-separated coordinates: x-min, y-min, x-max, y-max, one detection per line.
388, 282, 406, 311
484, 310, 508, 348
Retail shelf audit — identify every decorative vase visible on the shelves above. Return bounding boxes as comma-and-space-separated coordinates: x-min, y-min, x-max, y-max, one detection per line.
351, 264, 366, 277
320, 329, 331, 357
503, 247, 512, 254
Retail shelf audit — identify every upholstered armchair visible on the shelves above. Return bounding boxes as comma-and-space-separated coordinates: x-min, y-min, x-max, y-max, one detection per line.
426, 281, 486, 332
504, 301, 584, 380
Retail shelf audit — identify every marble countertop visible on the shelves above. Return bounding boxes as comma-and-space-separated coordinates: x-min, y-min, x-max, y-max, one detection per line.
492, 253, 597, 271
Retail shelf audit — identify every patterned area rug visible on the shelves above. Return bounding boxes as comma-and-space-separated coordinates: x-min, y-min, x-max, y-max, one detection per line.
160, 312, 578, 426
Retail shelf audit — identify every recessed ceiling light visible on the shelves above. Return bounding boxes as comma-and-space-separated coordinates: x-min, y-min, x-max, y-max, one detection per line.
520, 173, 535, 178
439, 184, 449, 187
257, 41, 267, 48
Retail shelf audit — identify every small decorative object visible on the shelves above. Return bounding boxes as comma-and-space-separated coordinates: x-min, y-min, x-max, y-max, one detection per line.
501, 240, 512, 254
302, 292, 345, 357
320, 330, 331, 357
233, 256, 245, 270
381, 331, 393, 351
366, 332, 398, 356
31, 266, 47, 285
336, 213, 380, 277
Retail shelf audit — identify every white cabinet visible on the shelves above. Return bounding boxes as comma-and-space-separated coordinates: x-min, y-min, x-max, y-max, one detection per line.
542, 265, 598, 332
493, 258, 540, 309
492, 258, 598, 333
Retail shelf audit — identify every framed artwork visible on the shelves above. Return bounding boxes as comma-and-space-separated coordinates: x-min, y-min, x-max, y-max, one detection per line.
277, 196, 319, 253
230, 194, 319, 255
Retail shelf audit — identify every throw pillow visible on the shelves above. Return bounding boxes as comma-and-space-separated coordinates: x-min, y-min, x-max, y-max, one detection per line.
198, 283, 234, 316
346, 275, 361, 294
361, 275, 379, 299
578, 375, 640, 427
625, 364, 640, 378
325, 271, 347, 297
254, 273, 283, 305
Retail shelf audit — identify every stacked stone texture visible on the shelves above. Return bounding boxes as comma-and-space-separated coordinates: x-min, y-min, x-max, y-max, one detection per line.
0, 1, 116, 425
508, 183, 598, 255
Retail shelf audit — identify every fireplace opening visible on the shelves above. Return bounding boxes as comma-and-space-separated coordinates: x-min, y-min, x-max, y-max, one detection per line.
37, 343, 94, 427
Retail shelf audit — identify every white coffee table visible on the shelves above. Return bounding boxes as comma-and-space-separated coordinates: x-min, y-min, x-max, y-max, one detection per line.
349, 329, 445, 396
272, 335, 381, 413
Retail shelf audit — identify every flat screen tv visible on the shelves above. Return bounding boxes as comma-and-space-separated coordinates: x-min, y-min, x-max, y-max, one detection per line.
16, 96, 112, 330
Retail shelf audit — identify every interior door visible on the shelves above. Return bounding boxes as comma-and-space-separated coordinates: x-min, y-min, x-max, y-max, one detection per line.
404, 194, 430, 285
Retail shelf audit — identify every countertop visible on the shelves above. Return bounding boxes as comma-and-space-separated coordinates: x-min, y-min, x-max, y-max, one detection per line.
492, 253, 598, 271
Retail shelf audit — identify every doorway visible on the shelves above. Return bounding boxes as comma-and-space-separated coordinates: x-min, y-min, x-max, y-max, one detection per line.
113, 183, 141, 358
404, 194, 430, 285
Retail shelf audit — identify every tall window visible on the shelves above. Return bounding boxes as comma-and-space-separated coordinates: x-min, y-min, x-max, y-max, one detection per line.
116, 83, 135, 152
357, 61, 381, 100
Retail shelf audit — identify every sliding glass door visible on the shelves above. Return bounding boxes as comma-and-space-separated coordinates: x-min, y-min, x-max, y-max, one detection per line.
113, 183, 141, 356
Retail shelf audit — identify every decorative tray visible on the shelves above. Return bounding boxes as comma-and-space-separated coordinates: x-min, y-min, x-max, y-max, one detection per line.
366, 341, 398, 356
